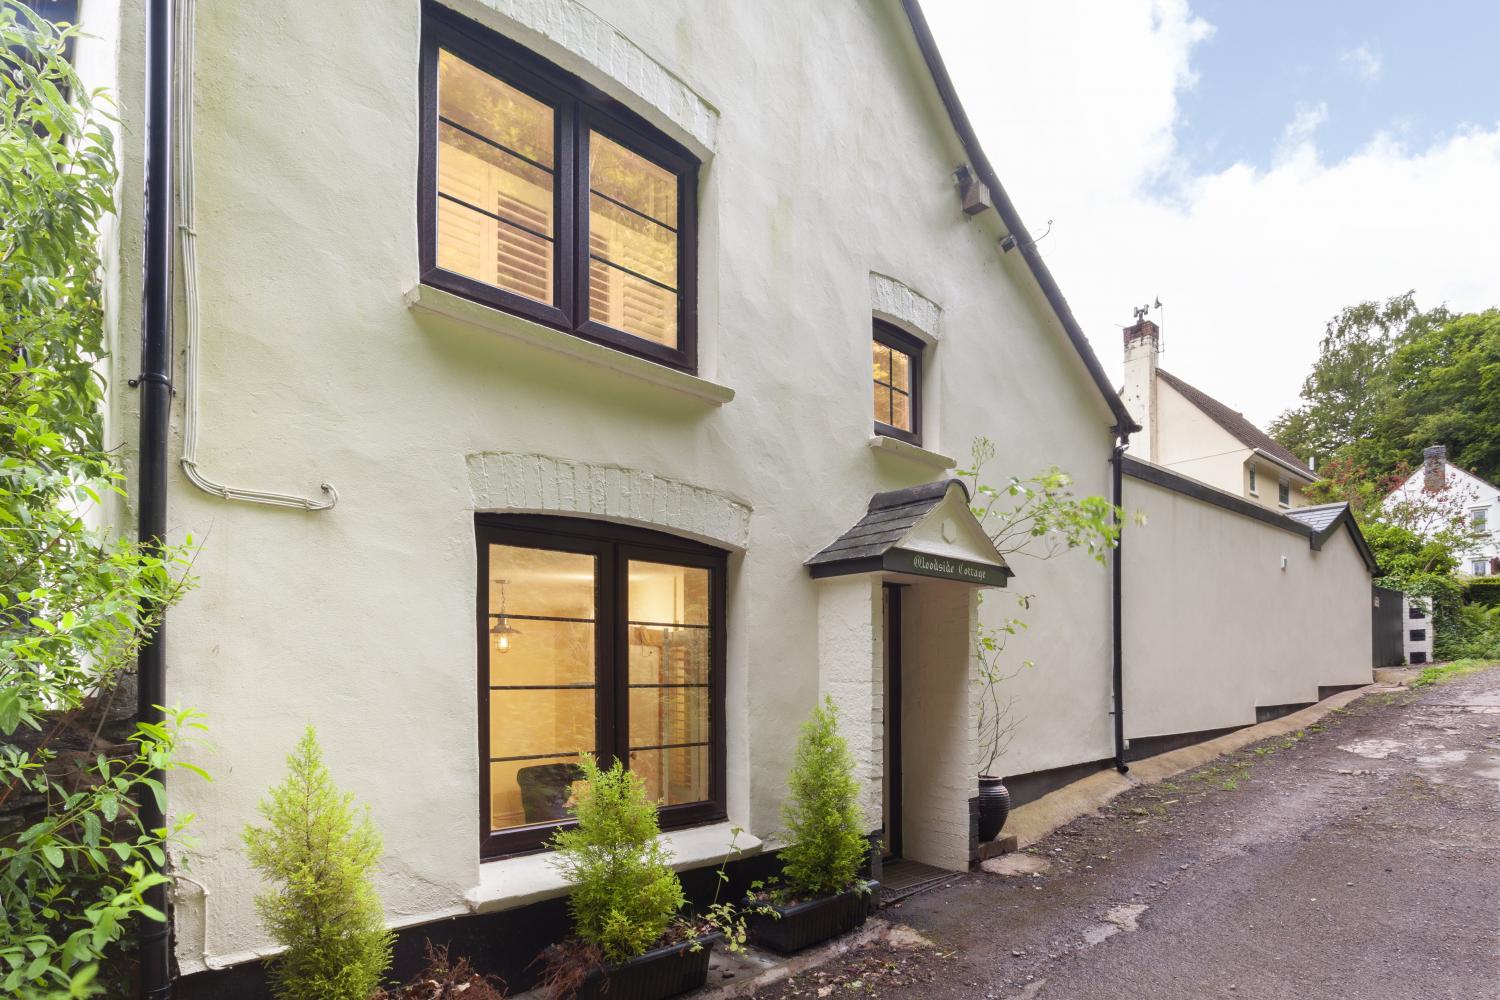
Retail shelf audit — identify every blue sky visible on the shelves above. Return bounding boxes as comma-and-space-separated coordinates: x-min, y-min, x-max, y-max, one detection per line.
925, 0, 1500, 426
1176, 1, 1500, 174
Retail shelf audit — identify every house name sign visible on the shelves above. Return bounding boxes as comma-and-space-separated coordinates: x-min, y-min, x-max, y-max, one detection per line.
882, 548, 1009, 587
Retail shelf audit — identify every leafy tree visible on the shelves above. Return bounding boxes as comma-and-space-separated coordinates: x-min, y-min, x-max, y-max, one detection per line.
549, 755, 684, 964
777, 698, 866, 900
1, 5, 202, 997
1269, 292, 1451, 468
244, 727, 393, 1000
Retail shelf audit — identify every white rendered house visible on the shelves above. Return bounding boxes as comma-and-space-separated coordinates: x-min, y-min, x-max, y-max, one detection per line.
1121, 317, 1318, 509
1384, 446, 1500, 577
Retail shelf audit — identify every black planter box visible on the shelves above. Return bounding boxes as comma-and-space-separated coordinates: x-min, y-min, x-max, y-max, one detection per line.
572, 932, 721, 1000
745, 881, 878, 955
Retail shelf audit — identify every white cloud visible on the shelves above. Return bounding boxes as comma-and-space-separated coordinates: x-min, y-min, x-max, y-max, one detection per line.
922, 0, 1500, 427
1341, 43, 1383, 83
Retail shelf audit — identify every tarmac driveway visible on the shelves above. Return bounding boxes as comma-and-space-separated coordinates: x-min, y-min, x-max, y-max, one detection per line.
750, 665, 1500, 1000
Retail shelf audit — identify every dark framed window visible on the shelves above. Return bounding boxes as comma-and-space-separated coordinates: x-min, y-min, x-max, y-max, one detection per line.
1277, 480, 1290, 506
420, 5, 699, 371
476, 515, 726, 858
1247, 465, 1258, 494
872, 321, 923, 445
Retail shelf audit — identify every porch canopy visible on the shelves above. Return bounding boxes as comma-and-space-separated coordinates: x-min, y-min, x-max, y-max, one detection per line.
806, 479, 1012, 587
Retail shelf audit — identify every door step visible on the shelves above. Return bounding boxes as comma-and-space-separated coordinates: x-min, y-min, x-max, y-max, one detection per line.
878, 859, 959, 904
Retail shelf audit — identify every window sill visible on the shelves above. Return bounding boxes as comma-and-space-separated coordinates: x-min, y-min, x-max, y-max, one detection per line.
465, 821, 761, 915
406, 285, 734, 406
868, 435, 956, 470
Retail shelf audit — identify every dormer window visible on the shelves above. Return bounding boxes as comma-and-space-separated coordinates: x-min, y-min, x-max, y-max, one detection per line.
872, 321, 923, 445
421, 9, 699, 371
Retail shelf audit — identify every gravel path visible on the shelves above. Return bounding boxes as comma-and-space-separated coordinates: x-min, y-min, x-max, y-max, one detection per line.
749, 666, 1500, 1000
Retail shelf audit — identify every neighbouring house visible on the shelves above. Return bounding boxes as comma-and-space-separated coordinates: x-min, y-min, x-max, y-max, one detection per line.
1384, 445, 1500, 578
68, 0, 1375, 995
1120, 317, 1318, 509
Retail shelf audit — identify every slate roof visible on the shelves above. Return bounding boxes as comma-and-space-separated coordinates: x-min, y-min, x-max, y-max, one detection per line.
1156, 369, 1315, 478
806, 480, 964, 567
1284, 502, 1346, 534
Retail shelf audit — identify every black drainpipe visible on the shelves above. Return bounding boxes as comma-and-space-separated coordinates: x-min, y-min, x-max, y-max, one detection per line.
135, 0, 175, 995
1110, 432, 1129, 775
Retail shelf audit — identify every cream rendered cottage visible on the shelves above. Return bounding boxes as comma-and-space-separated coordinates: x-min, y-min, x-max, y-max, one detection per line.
76, 0, 1141, 993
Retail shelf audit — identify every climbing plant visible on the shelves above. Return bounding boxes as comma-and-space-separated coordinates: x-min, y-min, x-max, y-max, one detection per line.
0, 5, 202, 996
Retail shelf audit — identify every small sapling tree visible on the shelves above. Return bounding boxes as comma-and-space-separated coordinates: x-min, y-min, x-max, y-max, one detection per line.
243, 727, 393, 1000
777, 698, 866, 900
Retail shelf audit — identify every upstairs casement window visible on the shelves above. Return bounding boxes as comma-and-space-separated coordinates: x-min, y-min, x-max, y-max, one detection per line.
1471, 508, 1489, 532
420, 10, 698, 371
1278, 480, 1291, 507
476, 516, 726, 858
872, 321, 924, 446
1247, 465, 1258, 495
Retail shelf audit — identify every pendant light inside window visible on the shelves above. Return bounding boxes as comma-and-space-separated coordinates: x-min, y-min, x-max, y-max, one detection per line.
491, 578, 521, 653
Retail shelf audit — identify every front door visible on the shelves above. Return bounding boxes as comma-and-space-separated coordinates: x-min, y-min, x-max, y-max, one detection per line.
881, 583, 903, 859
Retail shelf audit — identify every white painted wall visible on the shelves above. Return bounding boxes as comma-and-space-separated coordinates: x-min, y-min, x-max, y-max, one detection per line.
1122, 472, 1372, 741
1385, 463, 1500, 573
87, 0, 1121, 972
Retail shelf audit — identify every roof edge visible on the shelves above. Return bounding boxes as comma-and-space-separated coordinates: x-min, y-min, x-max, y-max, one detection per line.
897, 0, 1139, 436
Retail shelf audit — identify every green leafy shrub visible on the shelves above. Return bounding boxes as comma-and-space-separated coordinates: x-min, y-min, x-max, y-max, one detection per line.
1465, 577, 1500, 609
549, 756, 685, 964
1, 4, 202, 996
244, 727, 393, 1000
777, 698, 867, 900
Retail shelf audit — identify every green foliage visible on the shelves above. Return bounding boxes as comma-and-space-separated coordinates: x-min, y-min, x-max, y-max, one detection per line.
1465, 578, 1500, 609
1409, 658, 1500, 689
244, 728, 393, 1000
549, 756, 684, 964
961, 437, 1125, 775
1271, 293, 1500, 484
1, 5, 202, 996
778, 699, 866, 900
1434, 605, 1500, 662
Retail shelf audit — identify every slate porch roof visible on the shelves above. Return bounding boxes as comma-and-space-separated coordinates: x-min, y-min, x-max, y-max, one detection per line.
1156, 369, 1315, 479
806, 480, 962, 568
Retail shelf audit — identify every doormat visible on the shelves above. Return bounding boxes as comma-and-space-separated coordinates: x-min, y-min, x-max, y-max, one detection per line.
879, 859, 959, 904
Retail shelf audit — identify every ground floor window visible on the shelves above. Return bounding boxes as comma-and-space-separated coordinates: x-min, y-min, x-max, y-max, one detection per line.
476, 514, 725, 857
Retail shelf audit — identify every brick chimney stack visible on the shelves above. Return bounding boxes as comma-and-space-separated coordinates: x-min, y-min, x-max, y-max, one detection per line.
1422, 445, 1447, 492
1121, 318, 1160, 460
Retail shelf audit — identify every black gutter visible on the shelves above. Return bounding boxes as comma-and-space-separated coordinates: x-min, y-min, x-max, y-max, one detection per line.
1110, 434, 1129, 774
897, 0, 1140, 436
136, 0, 174, 996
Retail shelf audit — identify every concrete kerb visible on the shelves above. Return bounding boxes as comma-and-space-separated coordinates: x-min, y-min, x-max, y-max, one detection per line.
1004, 683, 1388, 850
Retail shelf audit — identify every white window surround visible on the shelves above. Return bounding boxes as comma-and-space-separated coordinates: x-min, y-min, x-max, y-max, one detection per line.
871, 272, 942, 345
408, 285, 734, 406
868, 434, 955, 470
466, 821, 762, 914
439, 0, 719, 158
465, 451, 753, 552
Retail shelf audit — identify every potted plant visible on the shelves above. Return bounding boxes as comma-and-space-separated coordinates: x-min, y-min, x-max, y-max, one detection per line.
746, 698, 876, 954
542, 756, 719, 1000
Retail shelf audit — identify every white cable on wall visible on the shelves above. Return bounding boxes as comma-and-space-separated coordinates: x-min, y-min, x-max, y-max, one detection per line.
175, 0, 338, 511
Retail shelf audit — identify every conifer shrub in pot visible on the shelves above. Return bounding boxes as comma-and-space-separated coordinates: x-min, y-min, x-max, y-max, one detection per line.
746, 698, 877, 954
541, 756, 720, 1000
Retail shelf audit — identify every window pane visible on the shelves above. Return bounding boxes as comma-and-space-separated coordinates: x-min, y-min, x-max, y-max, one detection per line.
437, 52, 555, 305
889, 350, 910, 392
490, 757, 582, 831
874, 383, 892, 425
872, 341, 891, 384
628, 561, 708, 626
590, 194, 676, 286
439, 50, 553, 168
590, 132, 676, 224
627, 560, 710, 807
587, 132, 680, 346
487, 543, 597, 834
890, 389, 912, 431
631, 746, 709, 807
588, 258, 678, 346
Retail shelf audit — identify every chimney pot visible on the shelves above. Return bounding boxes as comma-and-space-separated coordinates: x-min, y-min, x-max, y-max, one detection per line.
1422, 445, 1447, 492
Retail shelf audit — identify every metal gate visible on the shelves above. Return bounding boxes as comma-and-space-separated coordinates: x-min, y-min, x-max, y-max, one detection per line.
1372, 585, 1405, 667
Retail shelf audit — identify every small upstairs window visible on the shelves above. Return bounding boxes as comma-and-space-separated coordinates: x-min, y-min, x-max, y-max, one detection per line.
1247, 465, 1258, 495
1471, 507, 1488, 532
1278, 480, 1290, 507
872, 321, 923, 445
421, 8, 699, 371
1474, 560, 1490, 577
